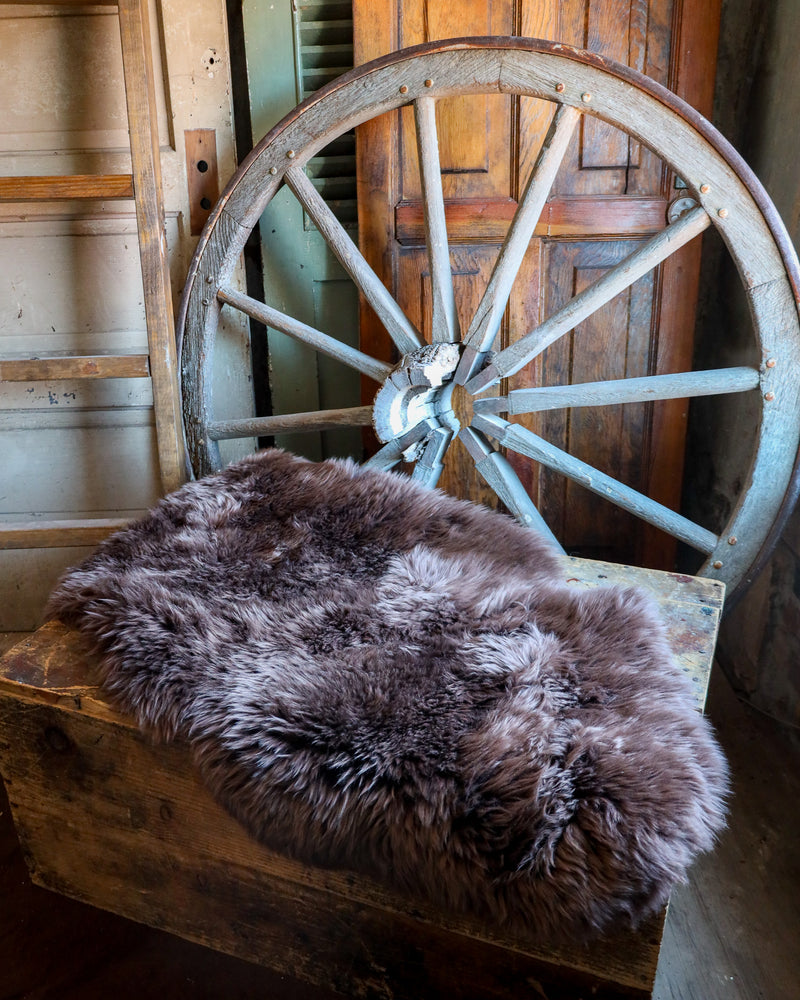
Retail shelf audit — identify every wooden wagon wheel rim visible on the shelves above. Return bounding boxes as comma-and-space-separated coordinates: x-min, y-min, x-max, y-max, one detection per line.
178, 37, 800, 605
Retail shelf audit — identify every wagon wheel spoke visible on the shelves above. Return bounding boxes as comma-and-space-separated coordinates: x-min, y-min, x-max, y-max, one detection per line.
363, 420, 434, 471
472, 413, 718, 554
284, 165, 422, 354
411, 425, 453, 487
466, 206, 711, 393
473, 366, 762, 415
455, 104, 581, 384
414, 97, 459, 344
207, 406, 374, 441
218, 286, 392, 383
459, 426, 564, 551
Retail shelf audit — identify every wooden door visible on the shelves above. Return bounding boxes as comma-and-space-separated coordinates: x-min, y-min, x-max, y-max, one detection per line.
354, 0, 721, 567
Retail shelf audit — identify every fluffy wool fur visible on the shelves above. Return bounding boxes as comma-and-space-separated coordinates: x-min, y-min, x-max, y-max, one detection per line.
47, 448, 729, 940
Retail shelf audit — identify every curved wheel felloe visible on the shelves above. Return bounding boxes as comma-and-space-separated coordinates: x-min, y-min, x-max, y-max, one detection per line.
177, 37, 800, 604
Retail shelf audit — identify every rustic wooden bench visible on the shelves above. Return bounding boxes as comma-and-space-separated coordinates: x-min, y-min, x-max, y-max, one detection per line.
0, 557, 723, 1000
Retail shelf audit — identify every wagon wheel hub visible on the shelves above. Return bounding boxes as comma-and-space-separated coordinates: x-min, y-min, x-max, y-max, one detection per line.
372, 341, 465, 443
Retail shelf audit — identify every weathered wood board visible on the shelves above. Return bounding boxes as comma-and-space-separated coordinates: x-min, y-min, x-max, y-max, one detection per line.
0, 557, 724, 999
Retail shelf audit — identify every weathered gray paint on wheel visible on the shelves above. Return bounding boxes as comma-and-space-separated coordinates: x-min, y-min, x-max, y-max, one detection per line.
475, 367, 762, 414
177, 38, 800, 600
413, 96, 459, 345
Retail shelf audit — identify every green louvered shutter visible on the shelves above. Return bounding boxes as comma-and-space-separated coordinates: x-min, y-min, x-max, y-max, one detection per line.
243, 0, 360, 460
294, 0, 357, 226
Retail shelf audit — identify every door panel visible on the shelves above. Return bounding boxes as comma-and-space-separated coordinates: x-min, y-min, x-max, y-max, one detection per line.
534, 239, 658, 561
355, 0, 721, 568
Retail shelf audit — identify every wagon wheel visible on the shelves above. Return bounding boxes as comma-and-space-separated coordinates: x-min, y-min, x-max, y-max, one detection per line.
178, 37, 800, 604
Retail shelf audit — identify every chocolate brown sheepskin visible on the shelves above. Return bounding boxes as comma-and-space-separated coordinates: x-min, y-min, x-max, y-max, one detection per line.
47, 448, 729, 940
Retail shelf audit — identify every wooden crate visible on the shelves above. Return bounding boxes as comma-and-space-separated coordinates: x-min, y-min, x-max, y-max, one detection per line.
0, 558, 723, 999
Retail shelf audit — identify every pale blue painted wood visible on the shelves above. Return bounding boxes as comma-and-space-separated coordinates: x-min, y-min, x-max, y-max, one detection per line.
410, 426, 451, 487
460, 426, 564, 551
472, 413, 718, 554
208, 405, 373, 441
458, 104, 580, 382
473, 366, 761, 414
362, 421, 432, 471
285, 165, 421, 355
218, 285, 391, 382
414, 96, 459, 344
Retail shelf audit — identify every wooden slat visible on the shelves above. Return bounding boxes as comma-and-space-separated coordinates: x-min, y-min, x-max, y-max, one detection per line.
218, 285, 391, 383
284, 164, 422, 355
117, 0, 187, 495
0, 175, 134, 203
459, 426, 564, 552
0, 355, 150, 382
184, 129, 219, 237
2, 1, 119, 5
460, 105, 580, 361
395, 197, 670, 245
0, 519, 129, 551
410, 425, 451, 488
363, 421, 433, 470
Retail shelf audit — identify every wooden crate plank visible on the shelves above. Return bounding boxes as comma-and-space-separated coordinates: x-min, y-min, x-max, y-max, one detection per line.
0, 557, 723, 997
562, 557, 724, 710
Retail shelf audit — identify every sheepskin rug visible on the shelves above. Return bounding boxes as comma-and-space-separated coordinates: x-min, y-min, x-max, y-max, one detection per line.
47, 448, 729, 940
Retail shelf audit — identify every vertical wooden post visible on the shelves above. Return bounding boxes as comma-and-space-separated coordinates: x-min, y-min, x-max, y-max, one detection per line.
117, 0, 187, 493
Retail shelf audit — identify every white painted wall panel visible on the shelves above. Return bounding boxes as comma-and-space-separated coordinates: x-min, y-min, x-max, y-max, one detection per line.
0, 0, 251, 629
